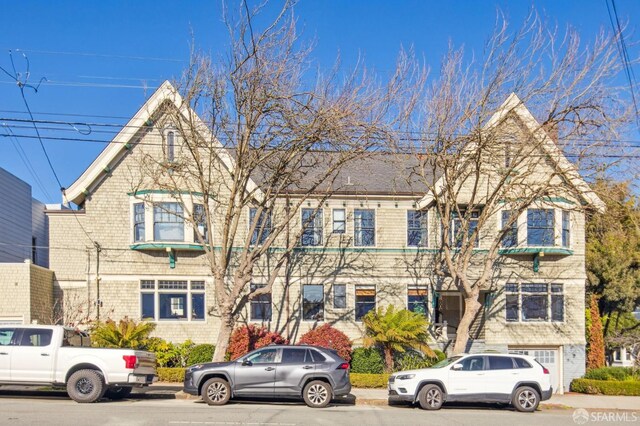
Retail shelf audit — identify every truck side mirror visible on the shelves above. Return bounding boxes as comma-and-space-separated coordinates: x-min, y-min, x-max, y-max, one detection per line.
242, 359, 252, 366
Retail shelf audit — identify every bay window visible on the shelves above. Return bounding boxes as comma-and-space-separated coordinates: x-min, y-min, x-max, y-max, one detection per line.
154, 202, 184, 241
527, 209, 554, 246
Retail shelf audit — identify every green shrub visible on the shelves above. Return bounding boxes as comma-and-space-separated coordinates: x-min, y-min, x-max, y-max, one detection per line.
571, 379, 640, 396
350, 373, 389, 388
157, 367, 185, 383
394, 350, 436, 371
433, 349, 446, 362
351, 347, 385, 374
187, 344, 215, 365
145, 338, 195, 368
584, 367, 639, 381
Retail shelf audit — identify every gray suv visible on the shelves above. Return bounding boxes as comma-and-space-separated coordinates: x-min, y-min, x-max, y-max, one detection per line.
183, 345, 351, 408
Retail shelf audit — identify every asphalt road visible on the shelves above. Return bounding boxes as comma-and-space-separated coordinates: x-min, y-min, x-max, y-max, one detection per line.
0, 394, 594, 426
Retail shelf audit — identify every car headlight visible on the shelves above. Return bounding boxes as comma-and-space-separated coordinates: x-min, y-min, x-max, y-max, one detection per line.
396, 374, 415, 380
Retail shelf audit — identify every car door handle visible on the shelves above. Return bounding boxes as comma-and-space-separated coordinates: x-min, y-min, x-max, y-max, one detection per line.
41, 353, 50, 357
302, 365, 313, 369
264, 367, 275, 371
0, 352, 7, 355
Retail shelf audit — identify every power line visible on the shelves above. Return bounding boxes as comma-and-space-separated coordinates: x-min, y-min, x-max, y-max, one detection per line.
606, 0, 639, 123
1, 79, 157, 90
8, 48, 185, 63
0, 51, 96, 244
1, 124, 53, 199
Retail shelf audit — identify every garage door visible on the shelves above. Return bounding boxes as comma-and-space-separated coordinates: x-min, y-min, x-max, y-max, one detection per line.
509, 348, 561, 394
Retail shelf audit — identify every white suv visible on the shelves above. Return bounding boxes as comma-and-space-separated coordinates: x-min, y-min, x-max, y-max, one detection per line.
388, 353, 552, 412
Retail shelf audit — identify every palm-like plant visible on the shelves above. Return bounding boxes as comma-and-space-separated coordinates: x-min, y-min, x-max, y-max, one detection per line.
362, 305, 435, 373
91, 317, 156, 349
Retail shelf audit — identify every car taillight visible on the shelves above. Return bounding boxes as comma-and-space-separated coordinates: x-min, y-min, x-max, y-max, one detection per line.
542, 367, 549, 375
123, 355, 137, 369
337, 363, 350, 370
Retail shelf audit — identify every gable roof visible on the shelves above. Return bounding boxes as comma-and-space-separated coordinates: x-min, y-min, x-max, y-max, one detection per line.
64, 81, 258, 206
417, 93, 606, 212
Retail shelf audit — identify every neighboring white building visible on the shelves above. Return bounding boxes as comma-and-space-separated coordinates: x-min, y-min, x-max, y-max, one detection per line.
0, 167, 49, 267
0, 167, 53, 325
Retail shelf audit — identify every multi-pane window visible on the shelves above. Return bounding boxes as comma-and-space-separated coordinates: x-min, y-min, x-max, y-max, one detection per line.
302, 284, 324, 321
527, 209, 554, 246
562, 211, 570, 248
451, 211, 479, 247
354, 209, 375, 246
140, 279, 205, 321
249, 208, 272, 245
193, 204, 208, 243
133, 203, 145, 242
407, 210, 428, 247
332, 209, 346, 234
501, 210, 518, 247
154, 203, 184, 241
166, 130, 175, 162
505, 283, 564, 322
301, 209, 323, 246
408, 287, 428, 315
355, 285, 376, 321
250, 284, 272, 321
333, 284, 347, 309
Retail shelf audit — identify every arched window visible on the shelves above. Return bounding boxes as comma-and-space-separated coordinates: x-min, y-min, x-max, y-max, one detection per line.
167, 130, 175, 162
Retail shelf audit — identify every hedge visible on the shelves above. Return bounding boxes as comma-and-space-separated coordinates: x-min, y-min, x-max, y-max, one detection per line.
158, 367, 185, 383
583, 367, 639, 381
350, 373, 390, 388
570, 379, 640, 396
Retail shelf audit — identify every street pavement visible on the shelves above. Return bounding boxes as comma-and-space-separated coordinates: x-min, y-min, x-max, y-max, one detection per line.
0, 394, 630, 426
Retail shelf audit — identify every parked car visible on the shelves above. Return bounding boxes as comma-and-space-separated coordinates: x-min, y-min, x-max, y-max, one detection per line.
183, 345, 351, 408
388, 353, 552, 412
0, 325, 157, 403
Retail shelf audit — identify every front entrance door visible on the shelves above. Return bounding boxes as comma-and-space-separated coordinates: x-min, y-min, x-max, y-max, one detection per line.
438, 294, 462, 337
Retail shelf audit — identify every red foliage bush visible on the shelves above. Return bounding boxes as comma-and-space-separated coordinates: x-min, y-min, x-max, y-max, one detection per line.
298, 324, 353, 361
226, 324, 288, 360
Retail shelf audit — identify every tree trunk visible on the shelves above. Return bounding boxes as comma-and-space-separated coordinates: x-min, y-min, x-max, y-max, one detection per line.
383, 346, 393, 373
212, 310, 235, 362
452, 296, 482, 355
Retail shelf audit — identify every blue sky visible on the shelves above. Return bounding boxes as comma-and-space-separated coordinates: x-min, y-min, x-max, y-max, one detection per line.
1, 0, 638, 203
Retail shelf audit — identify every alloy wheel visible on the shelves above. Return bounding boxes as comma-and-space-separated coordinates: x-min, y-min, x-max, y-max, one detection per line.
518, 390, 536, 409
207, 382, 228, 403
76, 378, 94, 395
426, 388, 441, 407
307, 384, 328, 406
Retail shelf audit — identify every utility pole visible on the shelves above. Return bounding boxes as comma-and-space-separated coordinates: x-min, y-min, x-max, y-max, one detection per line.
94, 241, 102, 321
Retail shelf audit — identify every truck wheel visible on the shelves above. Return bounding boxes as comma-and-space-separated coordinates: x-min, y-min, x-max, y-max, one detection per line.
512, 386, 540, 412
104, 386, 133, 400
418, 384, 444, 410
303, 380, 332, 408
67, 369, 106, 403
201, 378, 231, 406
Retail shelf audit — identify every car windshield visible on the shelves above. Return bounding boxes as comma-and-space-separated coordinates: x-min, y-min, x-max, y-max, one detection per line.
430, 356, 463, 369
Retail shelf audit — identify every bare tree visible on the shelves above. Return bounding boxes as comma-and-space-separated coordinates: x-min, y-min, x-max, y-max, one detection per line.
398, 11, 633, 354
131, 1, 419, 360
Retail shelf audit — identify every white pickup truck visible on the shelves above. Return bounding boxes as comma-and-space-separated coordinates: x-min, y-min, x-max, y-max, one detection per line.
0, 324, 157, 403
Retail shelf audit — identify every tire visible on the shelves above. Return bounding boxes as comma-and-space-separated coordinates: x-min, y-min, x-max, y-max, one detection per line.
512, 386, 540, 412
201, 378, 231, 406
104, 386, 133, 400
417, 384, 444, 410
66, 369, 106, 403
303, 380, 332, 408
